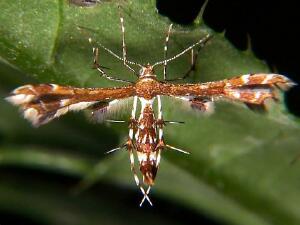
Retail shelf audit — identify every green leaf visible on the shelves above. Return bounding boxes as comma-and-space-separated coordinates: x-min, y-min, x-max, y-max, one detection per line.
1, 1, 300, 225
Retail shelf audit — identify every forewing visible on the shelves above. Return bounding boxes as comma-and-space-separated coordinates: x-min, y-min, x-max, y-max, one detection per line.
165, 73, 295, 112
6, 84, 135, 126
222, 74, 295, 107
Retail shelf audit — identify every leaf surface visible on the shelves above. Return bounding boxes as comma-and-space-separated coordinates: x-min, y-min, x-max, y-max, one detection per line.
0, 1, 299, 225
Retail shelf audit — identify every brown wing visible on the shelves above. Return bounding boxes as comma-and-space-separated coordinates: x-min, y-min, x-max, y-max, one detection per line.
161, 73, 295, 109
6, 84, 135, 126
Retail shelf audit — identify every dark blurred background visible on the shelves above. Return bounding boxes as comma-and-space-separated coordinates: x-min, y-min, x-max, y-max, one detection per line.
157, 0, 300, 117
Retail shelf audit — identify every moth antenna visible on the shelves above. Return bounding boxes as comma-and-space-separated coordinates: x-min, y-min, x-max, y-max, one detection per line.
130, 150, 152, 205
163, 23, 173, 80
165, 144, 190, 155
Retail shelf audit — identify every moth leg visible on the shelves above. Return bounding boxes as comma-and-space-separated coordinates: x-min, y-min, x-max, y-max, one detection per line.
127, 96, 152, 206
165, 49, 196, 82
157, 96, 164, 139
164, 120, 185, 124
163, 24, 173, 80
165, 144, 190, 154
91, 45, 133, 84
139, 186, 152, 207
105, 145, 126, 154
165, 35, 211, 82
128, 148, 153, 206
157, 96, 190, 154
105, 119, 126, 123
156, 95, 166, 150
119, 14, 137, 75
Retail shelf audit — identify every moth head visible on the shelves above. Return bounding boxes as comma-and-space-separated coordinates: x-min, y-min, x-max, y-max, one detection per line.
139, 64, 155, 78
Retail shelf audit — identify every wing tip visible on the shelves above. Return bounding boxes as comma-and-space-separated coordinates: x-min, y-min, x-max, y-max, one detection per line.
5, 94, 35, 105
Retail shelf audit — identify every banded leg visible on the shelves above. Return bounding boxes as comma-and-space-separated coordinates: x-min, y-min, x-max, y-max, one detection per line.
128, 96, 138, 141
154, 33, 211, 81
128, 149, 153, 206
153, 33, 210, 67
165, 144, 190, 154
169, 48, 197, 81
162, 24, 199, 81
105, 144, 126, 154
157, 95, 190, 154
157, 95, 164, 147
166, 36, 208, 82
164, 120, 185, 124
163, 24, 173, 80
139, 186, 152, 206
119, 15, 137, 75
128, 96, 152, 206
91, 43, 133, 84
